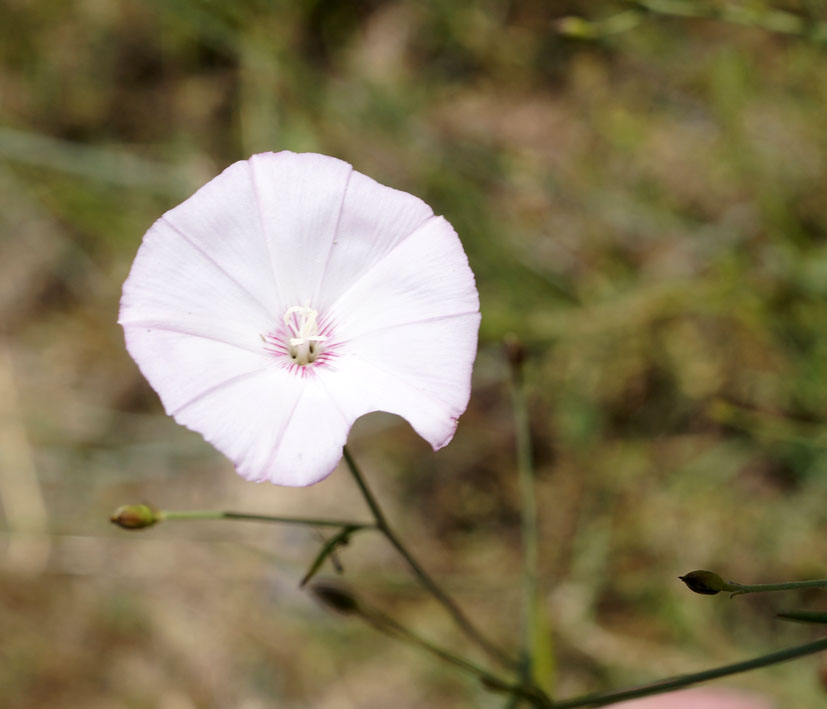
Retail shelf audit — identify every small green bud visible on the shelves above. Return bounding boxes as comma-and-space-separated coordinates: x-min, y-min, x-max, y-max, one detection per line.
554, 17, 599, 39
110, 504, 159, 530
310, 581, 361, 615
679, 570, 726, 595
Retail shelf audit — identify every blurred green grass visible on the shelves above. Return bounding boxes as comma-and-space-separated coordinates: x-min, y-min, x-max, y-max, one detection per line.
2, 1, 827, 706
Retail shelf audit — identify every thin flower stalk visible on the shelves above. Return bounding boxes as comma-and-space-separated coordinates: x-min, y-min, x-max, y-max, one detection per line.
310, 581, 552, 708
160, 509, 374, 529
553, 636, 827, 708
342, 445, 518, 671
680, 569, 827, 597
507, 337, 551, 694
727, 578, 827, 597
363, 607, 552, 708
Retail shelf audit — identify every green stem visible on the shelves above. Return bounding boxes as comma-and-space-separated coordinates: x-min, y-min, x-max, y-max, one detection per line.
631, 0, 827, 42
160, 509, 374, 529
359, 605, 553, 708
726, 578, 827, 596
778, 610, 827, 624
553, 636, 827, 708
342, 446, 518, 671
559, 2, 827, 44
509, 347, 540, 682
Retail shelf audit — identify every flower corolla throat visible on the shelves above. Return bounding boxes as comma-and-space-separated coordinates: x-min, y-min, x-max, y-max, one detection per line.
261, 305, 334, 372
284, 306, 328, 365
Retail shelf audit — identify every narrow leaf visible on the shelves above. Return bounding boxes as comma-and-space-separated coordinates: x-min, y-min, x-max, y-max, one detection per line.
778, 610, 827, 624
300, 526, 357, 588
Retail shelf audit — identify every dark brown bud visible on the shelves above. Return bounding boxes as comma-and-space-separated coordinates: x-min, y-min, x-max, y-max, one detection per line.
110, 504, 159, 530
504, 333, 526, 371
679, 570, 726, 595
310, 581, 361, 615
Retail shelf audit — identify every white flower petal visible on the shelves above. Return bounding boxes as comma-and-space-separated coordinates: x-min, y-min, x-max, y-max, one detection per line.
321, 216, 480, 449
248, 152, 352, 306
329, 216, 480, 340
122, 327, 272, 417
258, 378, 351, 486
119, 218, 275, 353
314, 169, 435, 309
175, 368, 349, 486
321, 312, 481, 449
161, 158, 282, 316
125, 324, 350, 486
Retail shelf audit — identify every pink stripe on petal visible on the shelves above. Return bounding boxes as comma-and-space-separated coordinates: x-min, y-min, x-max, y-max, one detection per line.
123, 327, 273, 417
314, 169, 435, 310
161, 158, 282, 315
120, 218, 277, 349
249, 152, 352, 307
328, 216, 479, 341
318, 313, 481, 452
176, 369, 349, 486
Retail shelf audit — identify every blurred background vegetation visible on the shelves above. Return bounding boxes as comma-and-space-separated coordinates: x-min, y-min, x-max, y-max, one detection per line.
2, 0, 827, 706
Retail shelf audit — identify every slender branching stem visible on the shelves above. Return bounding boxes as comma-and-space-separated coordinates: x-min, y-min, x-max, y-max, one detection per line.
557, 1, 827, 44
508, 340, 542, 687
360, 604, 553, 708
726, 578, 827, 596
160, 509, 375, 529
342, 445, 519, 671
632, 0, 827, 42
552, 637, 827, 708
680, 570, 827, 597
778, 610, 827, 624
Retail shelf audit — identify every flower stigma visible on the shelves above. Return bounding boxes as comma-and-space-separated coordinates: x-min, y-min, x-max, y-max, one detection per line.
283, 306, 328, 366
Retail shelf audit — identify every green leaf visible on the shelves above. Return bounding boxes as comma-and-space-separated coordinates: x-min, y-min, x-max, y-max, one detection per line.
777, 610, 827, 624
300, 526, 358, 588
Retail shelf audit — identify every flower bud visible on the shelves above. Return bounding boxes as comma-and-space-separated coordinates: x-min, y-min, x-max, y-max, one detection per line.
679, 570, 726, 595
310, 581, 361, 615
554, 17, 598, 39
110, 504, 159, 530
504, 333, 526, 371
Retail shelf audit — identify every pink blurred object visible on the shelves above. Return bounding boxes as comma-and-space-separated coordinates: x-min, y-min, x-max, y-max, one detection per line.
615, 687, 774, 709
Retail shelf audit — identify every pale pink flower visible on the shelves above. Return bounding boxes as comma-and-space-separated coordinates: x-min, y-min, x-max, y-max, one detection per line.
615, 687, 774, 709
119, 152, 480, 486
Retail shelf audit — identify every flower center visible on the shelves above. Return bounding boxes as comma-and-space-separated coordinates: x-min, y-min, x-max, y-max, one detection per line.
283, 306, 327, 366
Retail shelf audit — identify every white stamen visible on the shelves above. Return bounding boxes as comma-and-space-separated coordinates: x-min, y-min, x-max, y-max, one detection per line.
284, 306, 327, 365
